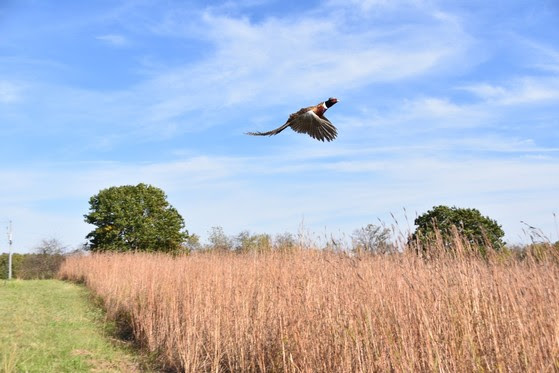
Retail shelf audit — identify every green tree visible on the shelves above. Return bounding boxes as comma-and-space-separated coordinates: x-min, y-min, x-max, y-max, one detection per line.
84, 183, 188, 253
411, 205, 505, 253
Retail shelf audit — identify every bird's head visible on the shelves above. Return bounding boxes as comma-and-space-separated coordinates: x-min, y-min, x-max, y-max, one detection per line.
325, 97, 339, 108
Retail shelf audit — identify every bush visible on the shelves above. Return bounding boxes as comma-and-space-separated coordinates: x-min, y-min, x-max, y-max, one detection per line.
234, 231, 272, 253
352, 224, 392, 254
0, 252, 66, 280
205, 226, 234, 251
17, 253, 66, 279
182, 234, 201, 253
273, 232, 297, 253
524, 241, 559, 263
0, 253, 25, 279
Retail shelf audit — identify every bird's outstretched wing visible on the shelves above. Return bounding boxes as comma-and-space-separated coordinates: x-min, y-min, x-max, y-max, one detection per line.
245, 121, 291, 137
289, 111, 338, 142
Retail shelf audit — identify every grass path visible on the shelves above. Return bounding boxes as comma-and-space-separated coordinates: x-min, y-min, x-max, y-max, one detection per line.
0, 280, 145, 373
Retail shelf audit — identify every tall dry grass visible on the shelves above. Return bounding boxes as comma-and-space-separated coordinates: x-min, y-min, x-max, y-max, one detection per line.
59, 249, 559, 372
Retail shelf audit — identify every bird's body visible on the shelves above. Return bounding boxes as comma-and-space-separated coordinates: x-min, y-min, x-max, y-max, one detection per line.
246, 98, 339, 142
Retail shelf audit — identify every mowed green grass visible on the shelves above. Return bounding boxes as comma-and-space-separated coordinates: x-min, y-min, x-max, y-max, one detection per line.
0, 280, 143, 373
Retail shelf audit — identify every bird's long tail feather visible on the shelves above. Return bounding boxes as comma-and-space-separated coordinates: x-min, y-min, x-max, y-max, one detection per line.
246, 122, 290, 137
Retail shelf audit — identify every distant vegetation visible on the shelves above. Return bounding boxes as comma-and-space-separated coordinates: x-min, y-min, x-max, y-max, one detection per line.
78, 182, 524, 256
1, 239, 68, 280
3, 201, 555, 281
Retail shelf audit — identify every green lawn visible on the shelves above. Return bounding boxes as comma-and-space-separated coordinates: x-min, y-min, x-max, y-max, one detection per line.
0, 280, 144, 372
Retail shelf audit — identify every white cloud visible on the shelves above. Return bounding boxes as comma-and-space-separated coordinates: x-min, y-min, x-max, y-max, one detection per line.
460, 83, 507, 100
2, 146, 558, 251
405, 97, 465, 118
460, 78, 559, 105
515, 38, 559, 73
137, 5, 470, 117
327, 0, 425, 13
0, 81, 23, 103
500, 79, 559, 105
96, 33, 128, 46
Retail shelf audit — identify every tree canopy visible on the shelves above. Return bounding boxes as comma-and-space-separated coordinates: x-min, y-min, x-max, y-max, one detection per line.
412, 205, 505, 253
84, 183, 188, 253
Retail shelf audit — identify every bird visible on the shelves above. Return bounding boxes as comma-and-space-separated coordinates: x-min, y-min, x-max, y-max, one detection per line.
246, 97, 339, 142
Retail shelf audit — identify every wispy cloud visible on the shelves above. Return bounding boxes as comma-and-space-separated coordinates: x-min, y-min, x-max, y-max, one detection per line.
460, 78, 559, 105
95, 33, 128, 46
1, 2, 473, 144
2, 147, 558, 249
326, 0, 426, 13
0, 80, 23, 103
120, 4, 472, 138
517, 39, 559, 73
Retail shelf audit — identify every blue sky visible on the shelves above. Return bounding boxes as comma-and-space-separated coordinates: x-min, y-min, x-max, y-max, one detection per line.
1, 0, 558, 252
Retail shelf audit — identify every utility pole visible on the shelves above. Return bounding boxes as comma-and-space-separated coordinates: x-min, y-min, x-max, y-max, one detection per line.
7, 220, 13, 280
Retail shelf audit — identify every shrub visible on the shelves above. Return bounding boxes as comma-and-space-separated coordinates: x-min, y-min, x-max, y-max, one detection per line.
17, 253, 66, 279
273, 232, 297, 252
205, 226, 233, 251
0, 253, 24, 279
234, 231, 272, 253
352, 224, 392, 254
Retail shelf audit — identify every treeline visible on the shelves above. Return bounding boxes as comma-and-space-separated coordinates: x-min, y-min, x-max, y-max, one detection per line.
0, 252, 65, 280
2, 233, 558, 281
188, 225, 559, 260
82, 184, 557, 258
3, 189, 558, 280
0, 238, 79, 280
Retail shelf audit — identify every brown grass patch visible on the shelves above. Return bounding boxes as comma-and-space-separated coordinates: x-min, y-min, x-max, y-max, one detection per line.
59, 250, 559, 372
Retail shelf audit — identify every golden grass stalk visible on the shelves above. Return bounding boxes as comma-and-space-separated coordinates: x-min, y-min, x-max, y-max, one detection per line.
59, 248, 559, 372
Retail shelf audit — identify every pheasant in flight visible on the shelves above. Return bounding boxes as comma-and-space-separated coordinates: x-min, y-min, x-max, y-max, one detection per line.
246, 97, 339, 142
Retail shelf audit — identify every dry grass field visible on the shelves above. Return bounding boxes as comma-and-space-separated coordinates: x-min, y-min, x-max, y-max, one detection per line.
59, 247, 559, 372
